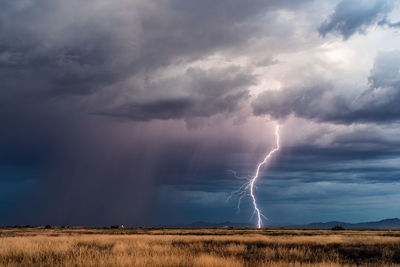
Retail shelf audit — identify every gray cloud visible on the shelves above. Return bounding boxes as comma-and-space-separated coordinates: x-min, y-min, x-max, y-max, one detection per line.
0, 0, 319, 225
253, 50, 400, 124
1, 0, 400, 226
318, 0, 396, 39
94, 67, 254, 121
0, 0, 308, 99
0, 0, 309, 119
378, 17, 400, 28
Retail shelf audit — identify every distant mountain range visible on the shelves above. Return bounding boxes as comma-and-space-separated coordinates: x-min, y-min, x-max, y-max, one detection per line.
286, 218, 400, 230
175, 218, 400, 229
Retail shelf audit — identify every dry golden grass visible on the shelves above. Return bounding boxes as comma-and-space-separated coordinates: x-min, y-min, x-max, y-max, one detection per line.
1, 227, 400, 266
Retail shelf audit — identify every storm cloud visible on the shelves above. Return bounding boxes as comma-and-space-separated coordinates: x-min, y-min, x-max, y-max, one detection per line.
252, 50, 400, 124
318, 0, 396, 39
94, 66, 254, 121
1, 0, 400, 226
0, 0, 317, 225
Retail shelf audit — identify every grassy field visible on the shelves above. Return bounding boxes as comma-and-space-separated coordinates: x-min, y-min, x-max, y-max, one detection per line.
1, 227, 400, 266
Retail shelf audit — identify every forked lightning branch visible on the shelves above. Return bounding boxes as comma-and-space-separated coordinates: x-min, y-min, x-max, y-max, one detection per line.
231, 124, 280, 228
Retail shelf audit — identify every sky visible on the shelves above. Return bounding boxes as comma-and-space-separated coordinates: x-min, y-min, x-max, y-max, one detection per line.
1, 0, 400, 227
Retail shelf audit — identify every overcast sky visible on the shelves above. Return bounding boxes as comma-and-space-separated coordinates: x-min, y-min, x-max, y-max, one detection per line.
1, 0, 400, 226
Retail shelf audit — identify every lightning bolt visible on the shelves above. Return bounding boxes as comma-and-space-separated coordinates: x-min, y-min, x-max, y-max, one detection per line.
229, 124, 280, 228
250, 124, 280, 228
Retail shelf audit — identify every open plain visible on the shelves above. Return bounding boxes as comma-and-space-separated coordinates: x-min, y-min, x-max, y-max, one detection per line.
1, 227, 400, 266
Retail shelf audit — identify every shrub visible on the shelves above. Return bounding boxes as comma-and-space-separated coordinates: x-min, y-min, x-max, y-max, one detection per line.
331, 225, 345, 230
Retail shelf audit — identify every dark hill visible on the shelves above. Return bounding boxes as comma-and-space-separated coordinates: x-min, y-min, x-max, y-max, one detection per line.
287, 218, 400, 229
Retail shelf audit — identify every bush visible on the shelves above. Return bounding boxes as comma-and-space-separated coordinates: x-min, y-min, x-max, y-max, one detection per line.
45, 225, 52, 229
331, 225, 345, 230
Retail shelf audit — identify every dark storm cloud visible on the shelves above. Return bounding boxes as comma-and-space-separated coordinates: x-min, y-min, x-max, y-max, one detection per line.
173, 132, 400, 187
0, 0, 320, 225
0, 0, 312, 98
0, 1, 131, 96
94, 67, 254, 121
153, 126, 400, 225
0, 0, 308, 116
2, 0, 399, 227
318, 0, 396, 39
253, 50, 400, 124
269, 145, 400, 184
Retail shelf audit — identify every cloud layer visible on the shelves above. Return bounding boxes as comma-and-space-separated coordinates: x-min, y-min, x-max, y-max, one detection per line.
253, 50, 400, 124
318, 0, 396, 39
1, 0, 400, 226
